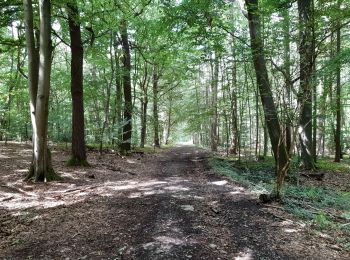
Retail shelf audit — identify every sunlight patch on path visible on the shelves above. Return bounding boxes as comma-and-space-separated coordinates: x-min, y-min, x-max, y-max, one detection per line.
234, 248, 253, 260
210, 180, 228, 186
180, 205, 194, 211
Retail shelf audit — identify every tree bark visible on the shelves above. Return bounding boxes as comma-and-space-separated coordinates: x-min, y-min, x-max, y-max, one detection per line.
23, 0, 39, 159
229, 46, 238, 154
140, 63, 149, 148
297, 0, 316, 170
165, 97, 172, 145
210, 54, 219, 152
140, 97, 148, 148
67, 0, 87, 165
282, 8, 293, 154
334, 2, 342, 162
24, 0, 58, 181
246, 0, 290, 197
113, 34, 123, 148
152, 65, 160, 148
120, 20, 132, 152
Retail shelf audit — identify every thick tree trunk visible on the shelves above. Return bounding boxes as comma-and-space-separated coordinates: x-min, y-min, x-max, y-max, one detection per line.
152, 65, 160, 148
24, 0, 58, 181
120, 20, 132, 152
246, 0, 290, 197
67, 1, 87, 165
297, 0, 316, 170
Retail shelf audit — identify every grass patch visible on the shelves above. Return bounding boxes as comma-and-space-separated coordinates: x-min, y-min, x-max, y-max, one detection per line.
132, 144, 174, 154
317, 158, 350, 173
209, 157, 350, 247
208, 158, 274, 194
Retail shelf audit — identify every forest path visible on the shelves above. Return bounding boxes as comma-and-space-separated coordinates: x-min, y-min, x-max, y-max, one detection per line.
0, 145, 347, 259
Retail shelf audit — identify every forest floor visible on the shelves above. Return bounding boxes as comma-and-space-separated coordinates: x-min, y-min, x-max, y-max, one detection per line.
0, 143, 349, 259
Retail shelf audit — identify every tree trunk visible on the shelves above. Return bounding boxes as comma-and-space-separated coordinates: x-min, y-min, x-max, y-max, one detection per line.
246, 0, 290, 197
334, 4, 341, 162
23, 0, 39, 163
67, 1, 88, 166
210, 54, 219, 152
165, 97, 172, 145
120, 20, 132, 153
140, 97, 148, 148
229, 50, 238, 154
282, 8, 293, 154
24, 0, 58, 181
139, 62, 149, 148
112, 32, 123, 149
297, 0, 316, 170
152, 65, 160, 148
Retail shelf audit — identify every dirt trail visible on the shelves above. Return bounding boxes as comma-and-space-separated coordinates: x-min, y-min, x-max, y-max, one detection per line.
0, 145, 348, 259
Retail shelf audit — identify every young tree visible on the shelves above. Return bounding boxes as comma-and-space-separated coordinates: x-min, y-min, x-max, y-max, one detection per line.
152, 64, 160, 148
245, 0, 290, 197
140, 62, 149, 148
210, 53, 219, 152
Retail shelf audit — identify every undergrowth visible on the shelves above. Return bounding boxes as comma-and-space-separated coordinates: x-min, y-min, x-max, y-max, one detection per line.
317, 158, 350, 173
209, 157, 350, 249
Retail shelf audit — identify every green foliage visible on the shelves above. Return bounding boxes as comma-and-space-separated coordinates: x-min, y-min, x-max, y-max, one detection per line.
313, 213, 334, 230
317, 158, 350, 173
208, 158, 274, 193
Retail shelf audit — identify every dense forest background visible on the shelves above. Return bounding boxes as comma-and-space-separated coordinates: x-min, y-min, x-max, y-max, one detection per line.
1, 0, 350, 176
1, 1, 350, 257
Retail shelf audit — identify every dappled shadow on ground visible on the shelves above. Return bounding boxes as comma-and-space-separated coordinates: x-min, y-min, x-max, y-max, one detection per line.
0, 144, 348, 259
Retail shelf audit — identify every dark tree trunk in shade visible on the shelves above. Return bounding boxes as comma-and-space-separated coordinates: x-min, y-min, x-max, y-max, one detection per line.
297, 0, 316, 170
120, 20, 132, 152
334, 2, 342, 162
140, 63, 149, 148
152, 65, 160, 148
67, 1, 87, 165
246, 0, 290, 196
140, 97, 148, 148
